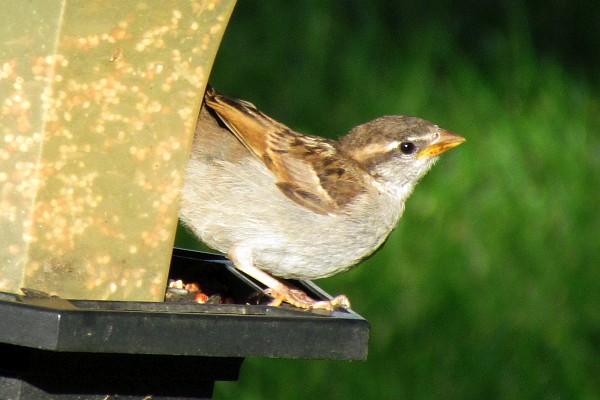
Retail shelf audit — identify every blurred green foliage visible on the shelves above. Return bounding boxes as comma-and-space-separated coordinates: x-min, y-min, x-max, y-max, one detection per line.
177, 1, 600, 399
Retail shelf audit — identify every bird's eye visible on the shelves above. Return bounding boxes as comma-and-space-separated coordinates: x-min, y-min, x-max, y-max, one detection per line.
399, 141, 416, 155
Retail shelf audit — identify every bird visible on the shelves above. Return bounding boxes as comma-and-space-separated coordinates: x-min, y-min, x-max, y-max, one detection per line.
179, 86, 465, 311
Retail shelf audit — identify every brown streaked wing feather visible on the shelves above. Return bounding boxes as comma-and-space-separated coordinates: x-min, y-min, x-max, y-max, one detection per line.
266, 130, 369, 214
204, 88, 287, 162
204, 88, 368, 214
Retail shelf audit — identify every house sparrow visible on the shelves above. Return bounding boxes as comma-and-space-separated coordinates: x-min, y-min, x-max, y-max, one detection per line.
180, 86, 465, 311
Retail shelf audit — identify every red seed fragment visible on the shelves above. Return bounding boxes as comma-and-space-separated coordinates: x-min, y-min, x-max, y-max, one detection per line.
194, 293, 209, 304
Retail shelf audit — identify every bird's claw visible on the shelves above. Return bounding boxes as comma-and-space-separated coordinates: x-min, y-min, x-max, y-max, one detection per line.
264, 288, 350, 311
312, 294, 351, 310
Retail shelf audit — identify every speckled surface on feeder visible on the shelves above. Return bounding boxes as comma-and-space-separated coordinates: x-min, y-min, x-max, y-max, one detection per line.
0, 0, 236, 301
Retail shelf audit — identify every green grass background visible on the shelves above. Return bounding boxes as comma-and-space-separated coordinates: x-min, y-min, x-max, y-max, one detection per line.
176, 1, 600, 398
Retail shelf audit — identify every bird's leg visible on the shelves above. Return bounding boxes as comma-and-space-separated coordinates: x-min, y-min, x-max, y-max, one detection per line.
228, 245, 350, 311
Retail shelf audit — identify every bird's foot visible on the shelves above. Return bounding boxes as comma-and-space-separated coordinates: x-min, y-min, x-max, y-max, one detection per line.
227, 246, 351, 311
265, 287, 351, 311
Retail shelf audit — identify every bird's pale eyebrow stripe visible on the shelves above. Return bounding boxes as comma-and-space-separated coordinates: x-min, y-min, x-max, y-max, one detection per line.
349, 140, 401, 162
384, 140, 400, 152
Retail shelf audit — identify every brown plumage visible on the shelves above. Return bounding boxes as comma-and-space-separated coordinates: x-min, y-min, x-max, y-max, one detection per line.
204, 87, 369, 215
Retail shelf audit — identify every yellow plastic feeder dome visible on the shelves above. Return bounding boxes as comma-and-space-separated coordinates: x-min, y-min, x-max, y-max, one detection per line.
0, 0, 237, 301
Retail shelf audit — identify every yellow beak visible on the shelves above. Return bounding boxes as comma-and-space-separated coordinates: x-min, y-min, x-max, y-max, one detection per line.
418, 129, 466, 159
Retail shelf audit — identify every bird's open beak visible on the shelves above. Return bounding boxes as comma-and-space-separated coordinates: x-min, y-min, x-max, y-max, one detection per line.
418, 129, 466, 159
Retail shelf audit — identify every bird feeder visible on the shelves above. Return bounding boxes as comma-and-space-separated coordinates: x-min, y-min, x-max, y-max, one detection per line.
0, 1, 370, 399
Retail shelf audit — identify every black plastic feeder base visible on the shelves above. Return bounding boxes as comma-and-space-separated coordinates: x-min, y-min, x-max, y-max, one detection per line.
0, 248, 369, 399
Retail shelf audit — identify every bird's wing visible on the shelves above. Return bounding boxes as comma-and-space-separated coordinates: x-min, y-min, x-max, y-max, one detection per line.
204, 87, 369, 215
